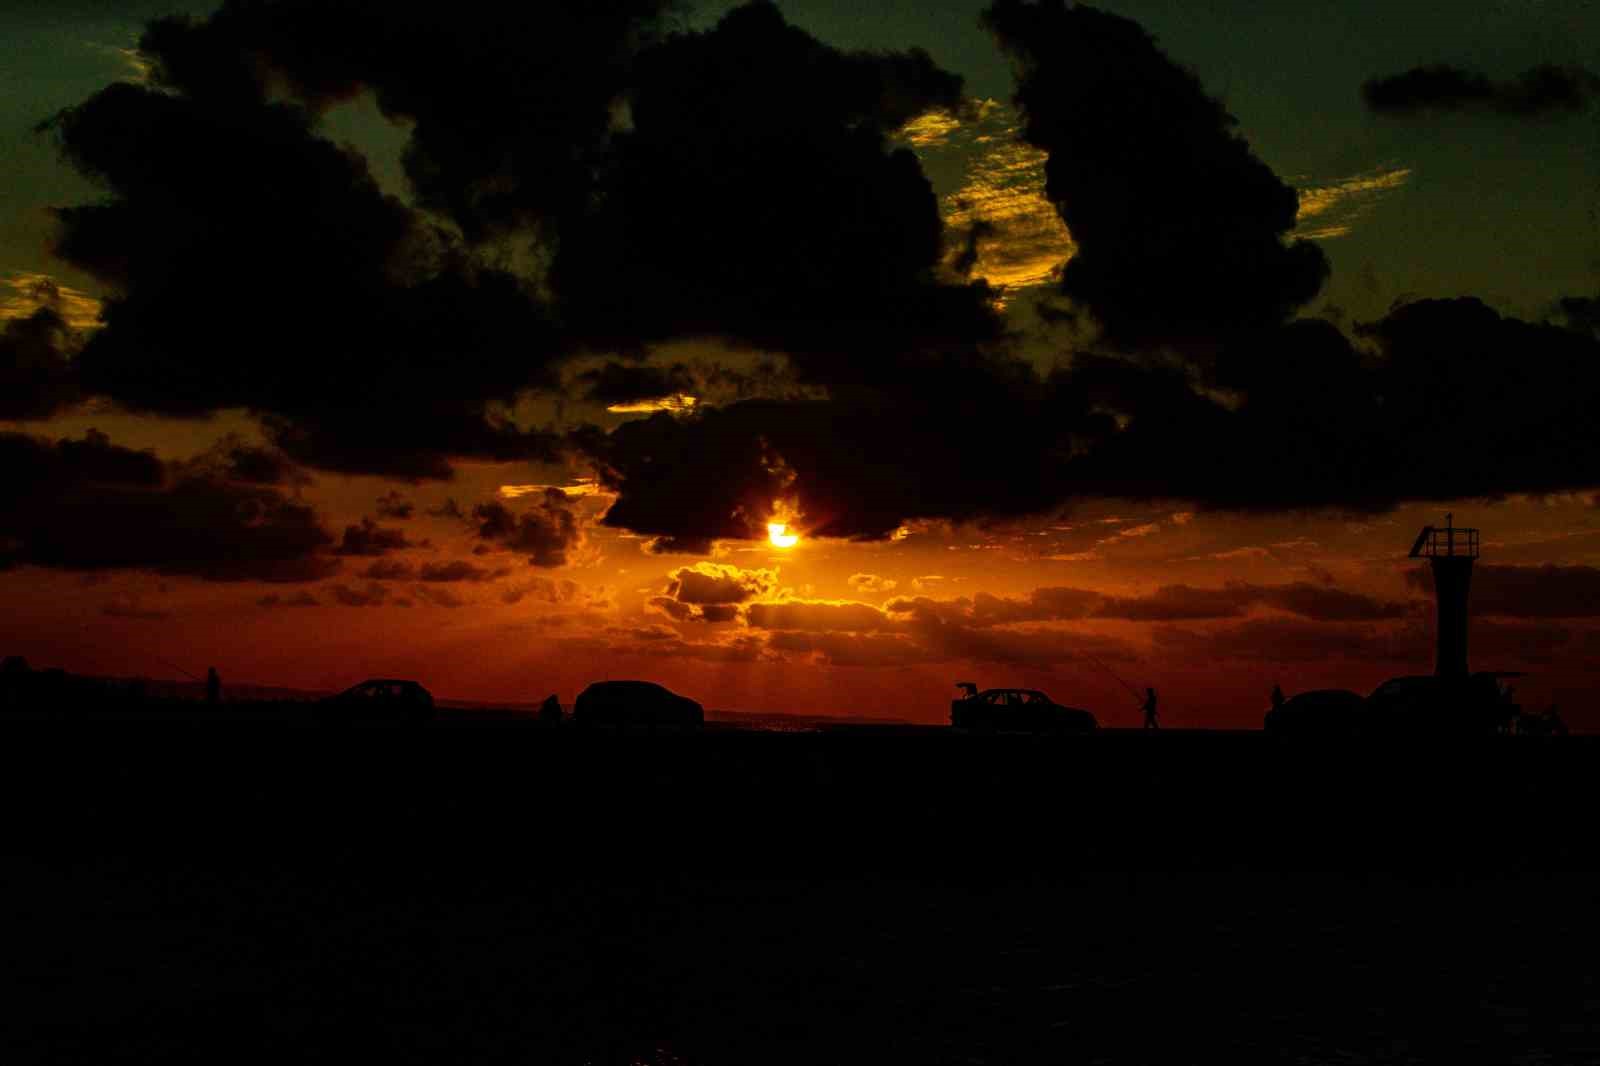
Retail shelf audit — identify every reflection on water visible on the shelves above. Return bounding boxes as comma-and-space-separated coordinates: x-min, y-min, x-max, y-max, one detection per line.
9, 869, 1600, 1065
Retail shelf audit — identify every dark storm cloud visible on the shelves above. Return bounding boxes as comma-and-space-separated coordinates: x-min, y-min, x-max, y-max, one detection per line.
186, 434, 307, 487
38, 24, 569, 480
982, 0, 1328, 346
1058, 300, 1600, 512
577, 362, 698, 407
333, 517, 414, 557
39, 2, 988, 482
0, 308, 79, 421
375, 492, 414, 520
582, 346, 1085, 544
552, 0, 997, 365
1406, 564, 1600, 619
0, 430, 337, 581
1363, 64, 1600, 118
138, 0, 675, 241
473, 491, 583, 568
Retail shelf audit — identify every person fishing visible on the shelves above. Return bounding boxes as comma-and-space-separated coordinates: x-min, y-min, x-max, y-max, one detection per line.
1142, 686, 1160, 730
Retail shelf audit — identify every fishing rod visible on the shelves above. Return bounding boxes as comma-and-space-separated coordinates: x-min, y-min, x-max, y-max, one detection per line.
1071, 646, 1146, 707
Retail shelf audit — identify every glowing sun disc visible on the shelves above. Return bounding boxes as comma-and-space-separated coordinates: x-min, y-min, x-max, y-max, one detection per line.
767, 522, 799, 548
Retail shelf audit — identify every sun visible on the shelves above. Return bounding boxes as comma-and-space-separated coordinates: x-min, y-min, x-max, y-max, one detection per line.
767, 522, 800, 549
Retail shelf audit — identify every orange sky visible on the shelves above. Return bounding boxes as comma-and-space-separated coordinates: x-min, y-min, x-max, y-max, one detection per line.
5, 2, 1600, 728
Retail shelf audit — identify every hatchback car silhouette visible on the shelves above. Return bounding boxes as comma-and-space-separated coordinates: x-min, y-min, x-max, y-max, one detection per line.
950, 684, 1097, 733
572, 680, 703, 729
320, 678, 435, 723
1263, 689, 1366, 735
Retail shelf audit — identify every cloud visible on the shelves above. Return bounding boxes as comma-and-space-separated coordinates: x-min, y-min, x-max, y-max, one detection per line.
413, 584, 465, 608
0, 430, 337, 582
1152, 618, 1410, 664
0, 308, 81, 420
500, 576, 584, 605
1293, 166, 1412, 240
361, 559, 413, 581
889, 580, 1405, 626
185, 434, 308, 487
38, 13, 577, 480
576, 362, 699, 408
1363, 64, 1600, 118
375, 491, 413, 520
328, 583, 389, 607
259, 590, 320, 608
931, 104, 1073, 296
847, 573, 897, 594
1, 273, 102, 330
334, 517, 414, 557
667, 563, 777, 606
766, 630, 927, 668
982, 0, 1328, 346
745, 600, 894, 632
473, 490, 583, 568
102, 597, 169, 621
653, 562, 777, 622
417, 560, 499, 583
552, 0, 997, 365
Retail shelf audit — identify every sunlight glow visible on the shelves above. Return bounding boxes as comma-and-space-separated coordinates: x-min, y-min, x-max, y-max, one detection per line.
606, 393, 698, 414
767, 522, 800, 549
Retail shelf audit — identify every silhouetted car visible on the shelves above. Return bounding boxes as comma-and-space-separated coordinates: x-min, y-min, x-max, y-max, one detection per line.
1263, 689, 1366, 735
320, 678, 435, 723
1365, 673, 1506, 735
950, 686, 1097, 733
572, 681, 703, 730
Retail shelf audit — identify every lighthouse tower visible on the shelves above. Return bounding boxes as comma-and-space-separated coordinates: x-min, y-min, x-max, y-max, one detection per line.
1407, 514, 1480, 680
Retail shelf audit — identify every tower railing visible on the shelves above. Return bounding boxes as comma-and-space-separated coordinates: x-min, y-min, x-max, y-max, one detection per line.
1408, 524, 1479, 559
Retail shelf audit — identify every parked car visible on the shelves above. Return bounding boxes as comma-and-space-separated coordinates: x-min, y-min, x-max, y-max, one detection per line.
572, 680, 703, 730
950, 684, 1098, 733
320, 678, 435, 723
1263, 689, 1367, 735
1365, 673, 1508, 735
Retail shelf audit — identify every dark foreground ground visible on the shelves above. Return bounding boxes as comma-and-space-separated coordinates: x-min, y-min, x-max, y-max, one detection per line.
4, 718, 1600, 1063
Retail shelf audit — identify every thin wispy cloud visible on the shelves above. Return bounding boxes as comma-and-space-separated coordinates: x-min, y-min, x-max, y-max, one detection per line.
904, 100, 1074, 300
1, 274, 102, 330
1294, 165, 1412, 240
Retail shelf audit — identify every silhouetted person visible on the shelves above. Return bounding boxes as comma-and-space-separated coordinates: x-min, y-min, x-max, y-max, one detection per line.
1142, 687, 1160, 730
206, 667, 221, 706
1497, 683, 1520, 734
1548, 703, 1568, 736
1271, 683, 1285, 712
539, 693, 563, 725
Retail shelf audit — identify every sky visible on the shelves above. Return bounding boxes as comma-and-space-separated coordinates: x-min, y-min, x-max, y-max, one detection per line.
4, 0, 1600, 726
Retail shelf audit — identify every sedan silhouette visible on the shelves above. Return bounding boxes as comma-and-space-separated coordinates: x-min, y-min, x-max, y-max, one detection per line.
572, 680, 704, 730
950, 686, 1097, 733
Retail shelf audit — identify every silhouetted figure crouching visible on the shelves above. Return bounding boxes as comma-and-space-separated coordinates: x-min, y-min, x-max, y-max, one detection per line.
1142, 687, 1160, 730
